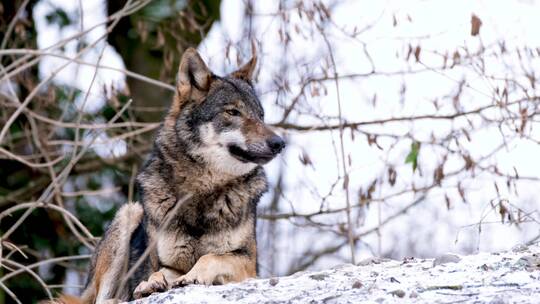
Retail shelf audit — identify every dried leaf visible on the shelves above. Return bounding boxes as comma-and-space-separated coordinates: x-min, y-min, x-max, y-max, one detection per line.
471, 14, 482, 36
388, 167, 397, 186
452, 51, 460, 67
366, 180, 376, 199
458, 182, 466, 203
463, 154, 474, 170
406, 44, 413, 61
520, 108, 528, 133
299, 151, 313, 166
526, 73, 536, 89
434, 165, 444, 185
343, 174, 349, 189
414, 45, 421, 62
499, 201, 507, 223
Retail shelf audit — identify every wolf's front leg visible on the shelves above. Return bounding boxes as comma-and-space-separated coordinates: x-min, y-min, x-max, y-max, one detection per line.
133, 268, 182, 299
171, 253, 256, 287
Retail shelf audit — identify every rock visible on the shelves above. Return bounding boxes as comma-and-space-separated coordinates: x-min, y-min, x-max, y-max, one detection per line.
309, 273, 328, 281
489, 295, 508, 304
515, 254, 540, 270
389, 289, 405, 298
127, 243, 540, 304
357, 257, 390, 266
269, 277, 279, 286
351, 280, 363, 288
433, 253, 461, 267
480, 263, 491, 271
389, 277, 401, 283
402, 256, 416, 264
511, 244, 528, 252
424, 284, 463, 291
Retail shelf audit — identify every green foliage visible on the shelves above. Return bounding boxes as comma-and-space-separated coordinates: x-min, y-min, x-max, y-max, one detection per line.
142, 0, 188, 20
405, 141, 420, 172
75, 198, 117, 236
45, 8, 71, 28
8, 122, 23, 138
107, 0, 221, 122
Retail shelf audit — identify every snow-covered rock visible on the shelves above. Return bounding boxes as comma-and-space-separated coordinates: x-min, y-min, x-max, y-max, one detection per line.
129, 243, 540, 304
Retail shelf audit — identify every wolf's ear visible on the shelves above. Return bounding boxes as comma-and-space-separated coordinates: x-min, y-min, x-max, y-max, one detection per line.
177, 48, 212, 91
230, 54, 257, 81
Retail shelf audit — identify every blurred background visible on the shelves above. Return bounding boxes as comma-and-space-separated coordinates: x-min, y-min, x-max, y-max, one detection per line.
1, 0, 540, 302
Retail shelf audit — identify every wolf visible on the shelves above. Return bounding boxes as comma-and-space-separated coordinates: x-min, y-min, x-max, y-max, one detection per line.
56, 47, 285, 303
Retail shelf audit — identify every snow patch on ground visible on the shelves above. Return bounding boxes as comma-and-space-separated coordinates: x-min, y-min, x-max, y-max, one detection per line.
129, 243, 540, 304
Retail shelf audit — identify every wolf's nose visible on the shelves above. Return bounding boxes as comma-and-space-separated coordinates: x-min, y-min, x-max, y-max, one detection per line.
267, 135, 286, 154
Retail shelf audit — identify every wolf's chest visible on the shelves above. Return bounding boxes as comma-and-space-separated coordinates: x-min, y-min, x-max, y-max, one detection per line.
155, 219, 253, 272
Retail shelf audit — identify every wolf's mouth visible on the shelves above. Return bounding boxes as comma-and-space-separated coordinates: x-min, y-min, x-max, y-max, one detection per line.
228, 144, 275, 165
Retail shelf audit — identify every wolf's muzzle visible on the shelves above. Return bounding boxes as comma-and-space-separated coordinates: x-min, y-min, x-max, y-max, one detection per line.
267, 135, 286, 154
228, 135, 285, 165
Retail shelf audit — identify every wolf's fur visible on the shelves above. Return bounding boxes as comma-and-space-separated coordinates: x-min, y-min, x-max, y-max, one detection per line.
53, 48, 285, 303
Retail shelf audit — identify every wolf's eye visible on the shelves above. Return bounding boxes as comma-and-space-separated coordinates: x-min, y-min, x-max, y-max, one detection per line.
225, 109, 241, 116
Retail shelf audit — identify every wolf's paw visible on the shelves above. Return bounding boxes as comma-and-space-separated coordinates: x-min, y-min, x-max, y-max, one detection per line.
133, 271, 168, 299
171, 271, 219, 287
171, 274, 204, 287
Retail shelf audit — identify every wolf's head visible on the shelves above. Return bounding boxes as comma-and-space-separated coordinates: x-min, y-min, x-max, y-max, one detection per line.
164, 48, 285, 176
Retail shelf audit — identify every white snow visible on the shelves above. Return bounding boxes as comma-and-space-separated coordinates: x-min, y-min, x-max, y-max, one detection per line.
128, 243, 540, 304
